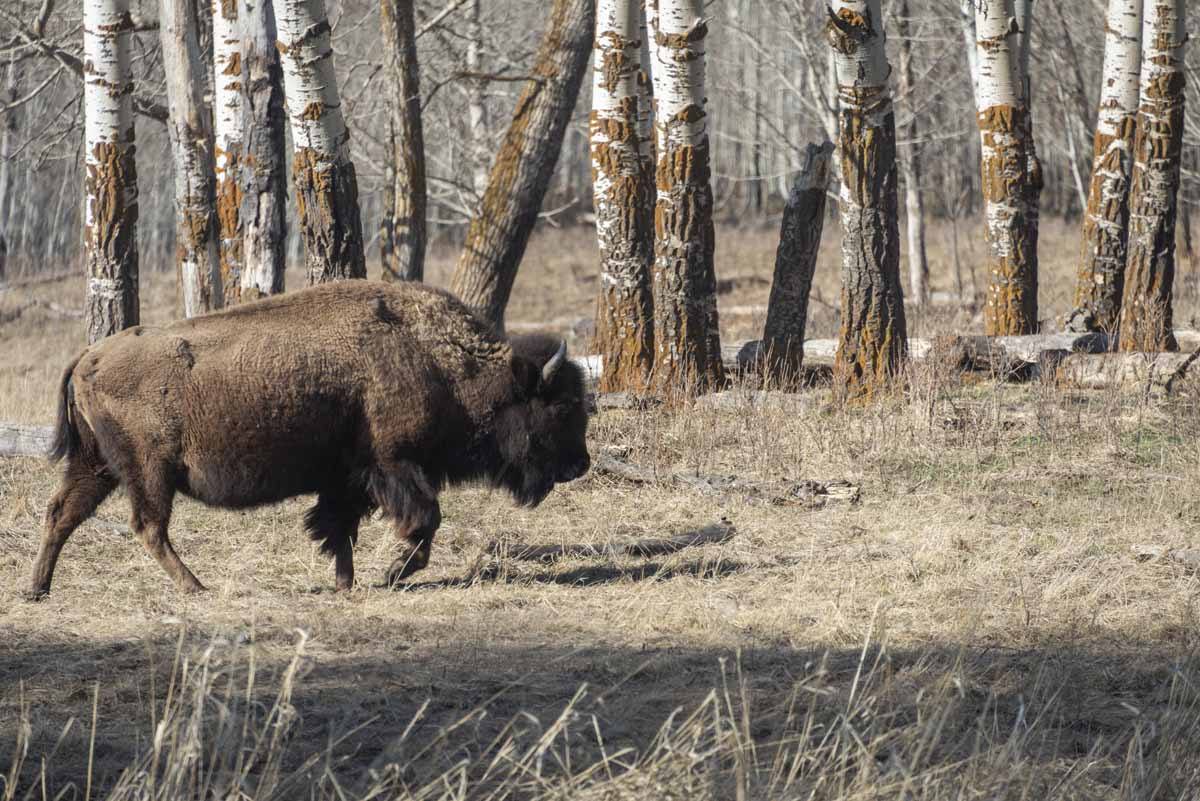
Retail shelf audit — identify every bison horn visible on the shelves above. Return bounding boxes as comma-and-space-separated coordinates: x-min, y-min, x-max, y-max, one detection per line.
542, 340, 567, 385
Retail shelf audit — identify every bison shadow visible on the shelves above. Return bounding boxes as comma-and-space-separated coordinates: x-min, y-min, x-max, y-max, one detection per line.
395, 556, 751, 591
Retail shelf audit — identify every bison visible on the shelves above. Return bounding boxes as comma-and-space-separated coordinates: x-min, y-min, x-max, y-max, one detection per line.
26, 281, 590, 598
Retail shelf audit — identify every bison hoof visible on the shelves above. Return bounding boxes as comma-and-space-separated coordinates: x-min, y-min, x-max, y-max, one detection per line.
384, 553, 428, 588
23, 587, 49, 602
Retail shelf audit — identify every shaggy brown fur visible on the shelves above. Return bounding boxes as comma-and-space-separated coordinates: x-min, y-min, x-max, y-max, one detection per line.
27, 281, 590, 598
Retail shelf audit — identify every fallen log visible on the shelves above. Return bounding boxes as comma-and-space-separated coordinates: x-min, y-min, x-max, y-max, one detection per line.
1132, 543, 1200, 569
0, 424, 51, 457
729, 333, 1108, 376
1053, 350, 1200, 394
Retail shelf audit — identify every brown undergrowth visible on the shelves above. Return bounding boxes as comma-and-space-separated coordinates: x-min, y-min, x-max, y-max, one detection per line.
4, 220, 1200, 797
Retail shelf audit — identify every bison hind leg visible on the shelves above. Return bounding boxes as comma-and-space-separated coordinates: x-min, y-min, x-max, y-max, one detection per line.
27, 449, 117, 600
305, 491, 368, 591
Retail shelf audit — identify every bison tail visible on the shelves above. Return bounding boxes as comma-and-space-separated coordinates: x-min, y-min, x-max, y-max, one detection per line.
48, 353, 85, 463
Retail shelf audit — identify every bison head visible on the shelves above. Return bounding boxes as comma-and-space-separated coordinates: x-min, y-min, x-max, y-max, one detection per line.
492, 335, 590, 507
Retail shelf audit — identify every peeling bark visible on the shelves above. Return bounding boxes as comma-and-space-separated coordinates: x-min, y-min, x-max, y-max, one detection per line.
213, 0, 244, 304
275, 0, 365, 284
449, 0, 595, 332
161, 0, 221, 318
761, 141, 832, 379
379, 0, 426, 282
827, 0, 908, 399
1118, 0, 1186, 353
1070, 0, 1142, 334
239, 0, 287, 299
84, 0, 139, 343
592, 0, 655, 392
975, 0, 1041, 335
647, 0, 724, 394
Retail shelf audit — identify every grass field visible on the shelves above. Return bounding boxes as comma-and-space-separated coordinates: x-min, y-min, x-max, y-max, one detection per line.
3, 219, 1200, 799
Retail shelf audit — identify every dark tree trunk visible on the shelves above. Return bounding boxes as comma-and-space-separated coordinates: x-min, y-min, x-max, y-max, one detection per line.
449, 0, 595, 333
762, 141, 832, 380
379, 0, 426, 282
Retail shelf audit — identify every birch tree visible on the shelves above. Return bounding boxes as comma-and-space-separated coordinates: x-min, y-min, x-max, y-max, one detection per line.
449, 0, 594, 332
213, 0, 244, 305
239, 0, 287, 299
647, 0, 724, 393
975, 0, 1041, 335
1118, 0, 1186, 352
1069, 0, 1142, 334
161, 0, 221, 317
84, 0, 139, 342
379, 0, 426, 281
275, 0, 365, 284
895, 0, 928, 305
827, 0, 907, 398
465, 0, 489, 199
592, 0, 654, 392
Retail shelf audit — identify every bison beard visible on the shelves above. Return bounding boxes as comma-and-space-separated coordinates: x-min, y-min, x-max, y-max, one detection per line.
26, 282, 590, 598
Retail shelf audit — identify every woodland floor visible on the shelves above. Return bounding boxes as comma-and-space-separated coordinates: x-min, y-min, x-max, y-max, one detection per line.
3, 219, 1200, 798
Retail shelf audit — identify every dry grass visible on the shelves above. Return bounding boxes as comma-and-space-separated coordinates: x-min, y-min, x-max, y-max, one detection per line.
4, 219, 1200, 798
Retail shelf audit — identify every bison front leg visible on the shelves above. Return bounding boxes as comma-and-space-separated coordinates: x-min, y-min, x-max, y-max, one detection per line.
370, 463, 442, 588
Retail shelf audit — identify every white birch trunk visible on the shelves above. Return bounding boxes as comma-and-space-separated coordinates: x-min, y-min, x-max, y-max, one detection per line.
274, 0, 365, 282
592, 0, 655, 391
466, 0, 490, 198
828, 0, 907, 397
648, 0, 723, 392
975, 0, 1039, 335
1070, 0, 1142, 333
84, 0, 139, 342
239, 0, 287, 298
161, 0, 221, 317
896, 0, 928, 305
1118, 0, 1186, 352
213, 0, 244, 304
